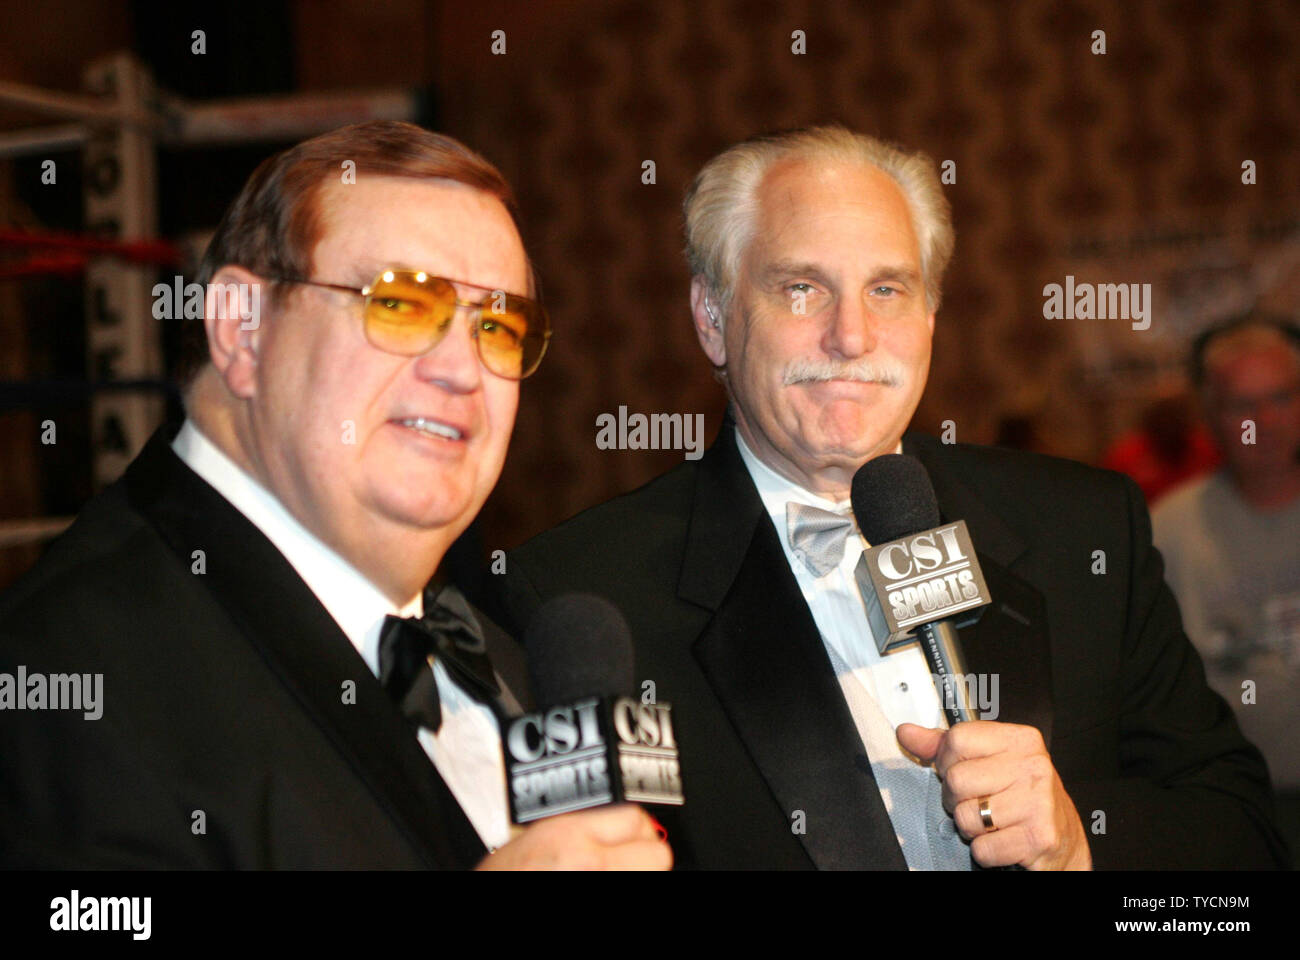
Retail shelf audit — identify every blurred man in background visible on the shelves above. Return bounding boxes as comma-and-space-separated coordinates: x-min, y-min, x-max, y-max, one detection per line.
1154, 317, 1300, 859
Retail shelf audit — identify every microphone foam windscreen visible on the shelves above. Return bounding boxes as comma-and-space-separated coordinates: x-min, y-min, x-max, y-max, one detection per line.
523, 593, 635, 706
851, 454, 941, 544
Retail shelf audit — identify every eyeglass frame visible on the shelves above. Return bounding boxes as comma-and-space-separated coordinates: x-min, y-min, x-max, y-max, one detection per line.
259, 268, 552, 380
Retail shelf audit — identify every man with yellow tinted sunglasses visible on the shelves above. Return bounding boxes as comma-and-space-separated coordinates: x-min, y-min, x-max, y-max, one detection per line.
0, 121, 668, 872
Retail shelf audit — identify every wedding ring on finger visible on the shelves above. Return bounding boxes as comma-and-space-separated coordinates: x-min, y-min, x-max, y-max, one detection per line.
979, 795, 997, 832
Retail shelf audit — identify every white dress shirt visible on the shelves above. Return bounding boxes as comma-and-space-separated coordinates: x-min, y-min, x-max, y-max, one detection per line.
172, 419, 510, 851
735, 432, 971, 870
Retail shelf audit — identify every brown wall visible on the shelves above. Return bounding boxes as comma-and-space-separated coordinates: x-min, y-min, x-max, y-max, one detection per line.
2, 0, 1298, 574
426, 0, 1300, 552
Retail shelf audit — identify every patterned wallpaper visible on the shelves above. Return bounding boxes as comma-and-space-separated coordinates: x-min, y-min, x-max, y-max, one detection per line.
2, 0, 1297, 578
445, 0, 1300, 552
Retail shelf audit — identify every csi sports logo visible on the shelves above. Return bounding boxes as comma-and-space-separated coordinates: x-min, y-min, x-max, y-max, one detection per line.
863, 520, 992, 637
505, 697, 683, 822
506, 697, 613, 820
611, 700, 681, 805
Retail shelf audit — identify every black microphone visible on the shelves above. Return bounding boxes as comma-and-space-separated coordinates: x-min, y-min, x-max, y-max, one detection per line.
504, 594, 684, 824
851, 455, 993, 726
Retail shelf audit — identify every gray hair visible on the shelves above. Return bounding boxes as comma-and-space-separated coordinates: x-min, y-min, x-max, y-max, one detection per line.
683, 125, 954, 319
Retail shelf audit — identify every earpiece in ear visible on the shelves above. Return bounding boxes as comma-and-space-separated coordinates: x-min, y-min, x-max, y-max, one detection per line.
705, 299, 721, 330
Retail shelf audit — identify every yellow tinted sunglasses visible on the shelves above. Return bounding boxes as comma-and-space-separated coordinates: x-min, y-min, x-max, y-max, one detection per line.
271, 268, 551, 380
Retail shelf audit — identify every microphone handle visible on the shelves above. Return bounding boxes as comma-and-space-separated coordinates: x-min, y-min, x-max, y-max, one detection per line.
919, 618, 1022, 869
916, 618, 974, 726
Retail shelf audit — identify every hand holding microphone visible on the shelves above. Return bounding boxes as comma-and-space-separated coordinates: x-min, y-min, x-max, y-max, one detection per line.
897, 720, 1091, 870
479, 594, 678, 870
854, 454, 1090, 870
477, 804, 670, 871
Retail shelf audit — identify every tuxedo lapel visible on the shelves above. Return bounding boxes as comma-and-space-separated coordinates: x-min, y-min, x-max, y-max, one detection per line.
904, 434, 1026, 569
677, 426, 1056, 868
904, 434, 1054, 745
680, 424, 907, 869
124, 424, 487, 868
960, 556, 1054, 745
478, 614, 530, 715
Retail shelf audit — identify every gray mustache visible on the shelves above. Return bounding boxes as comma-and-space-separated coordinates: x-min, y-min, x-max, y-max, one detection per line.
782, 358, 905, 387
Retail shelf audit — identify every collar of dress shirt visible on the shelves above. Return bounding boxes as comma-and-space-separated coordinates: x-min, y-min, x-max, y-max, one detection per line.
171, 419, 420, 672
734, 430, 904, 534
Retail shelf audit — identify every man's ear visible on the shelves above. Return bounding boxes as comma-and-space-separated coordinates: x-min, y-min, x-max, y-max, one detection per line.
690, 276, 727, 368
204, 264, 265, 399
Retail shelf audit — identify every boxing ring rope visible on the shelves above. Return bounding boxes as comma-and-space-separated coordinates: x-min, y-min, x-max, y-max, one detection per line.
0, 518, 75, 549
0, 53, 420, 546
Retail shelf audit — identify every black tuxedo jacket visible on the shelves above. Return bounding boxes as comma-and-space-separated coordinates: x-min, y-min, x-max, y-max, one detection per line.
497, 424, 1288, 869
0, 424, 528, 869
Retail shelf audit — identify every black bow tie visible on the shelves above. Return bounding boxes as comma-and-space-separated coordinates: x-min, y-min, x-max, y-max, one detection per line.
377, 583, 500, 733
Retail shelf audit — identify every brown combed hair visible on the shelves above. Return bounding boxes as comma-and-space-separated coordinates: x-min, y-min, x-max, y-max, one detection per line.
179, 120, 527, 386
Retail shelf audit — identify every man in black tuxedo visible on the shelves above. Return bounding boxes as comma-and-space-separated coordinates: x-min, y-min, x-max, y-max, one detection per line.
496, 126, 1288, 869
0, 122, 669, 870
